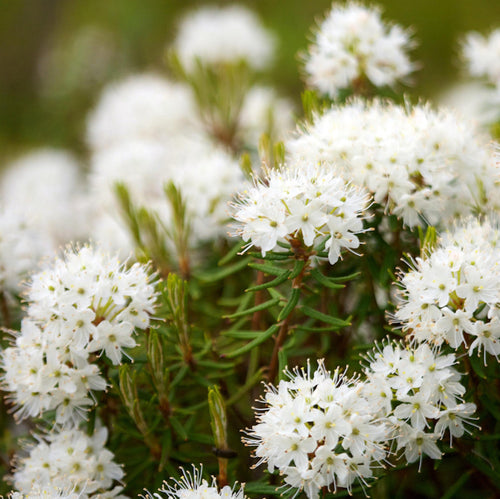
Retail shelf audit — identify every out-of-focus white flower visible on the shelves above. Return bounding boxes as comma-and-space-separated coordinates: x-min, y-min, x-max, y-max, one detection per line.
245, 361, 387, 498
89, 137, 246, 252
439, 82, 500, 130
1, 245, 157, 424
304, 2, 415, 98
0, 149, 88, 245
12, 426, 127, 499
142, 465, 245, 499
288, 99, 496, 228
394, 217, 500, 364
173, 5, 274, 72
238, 85, 295, 144
462, 29, 500, 89
0, 208, 53, 294
232, 163, 369, 264
86, 74, 199, 152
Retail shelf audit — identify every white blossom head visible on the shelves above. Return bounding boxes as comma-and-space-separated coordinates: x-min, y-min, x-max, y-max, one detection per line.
462, 29, 500, 89
86, 73, 199, 152
0, 149, 88, 245
394, 217, 500, 365
287, 99, 495, 228
173, 5, 275, 71
245, 360, 388, 498
304, 2, 415, 98
363, 339, 477, 468
1, 244, 157, 424
232, 163, 370, 264
11, 426, 126, 499
142, 465, 245, 499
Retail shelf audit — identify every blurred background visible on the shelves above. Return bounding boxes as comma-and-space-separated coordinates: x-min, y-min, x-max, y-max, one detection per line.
1, 0, 499, 164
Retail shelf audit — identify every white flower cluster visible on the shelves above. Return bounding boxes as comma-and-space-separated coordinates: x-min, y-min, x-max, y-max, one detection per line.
304, 2, 414, 98
462, 29, 500, 89
9, 487, 79, 499
173, 5, 275, 71
245, 362, 387, 498
12, 426, 126, 499
142, 466, 245, 499
287, 99, 497, 228
394, 218, 500, 363
1, 245, 157, 424
232, 164, 369, 264
363, 341, 476, 468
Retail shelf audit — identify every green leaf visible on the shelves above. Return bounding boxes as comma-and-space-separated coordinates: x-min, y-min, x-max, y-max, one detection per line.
327, 271, 361, 283
309, 267, 345, 289
439, 470, 473, 499
277, 288, 300, 322
245, 270, 291, 292
226, 368, 265, 406
278, 349, 288, 382
222, 330, 267, 339
249, 251, 293, 260
169, 415, 188, 441
189, 432, 214, 445
218, 241, 245, 267
196, 256, 252, 282
244, 483, 283, 496
301, 305, 350, 328
289, 259, 307, 280
469, 354, 487, 379
223, 297, 281, 319
248, 262, 288, 276
223, 324, 279, 358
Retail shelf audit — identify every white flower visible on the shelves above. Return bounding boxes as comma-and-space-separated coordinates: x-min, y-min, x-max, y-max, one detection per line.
173, 5, 275, 71
245, 361, 387, 498
395, 424, 442, 471
231, 163, 370, 264
462, 29, 500, 88
142, 465, 245, 499
12, 426, 126, 499
304, 2, 415, 97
